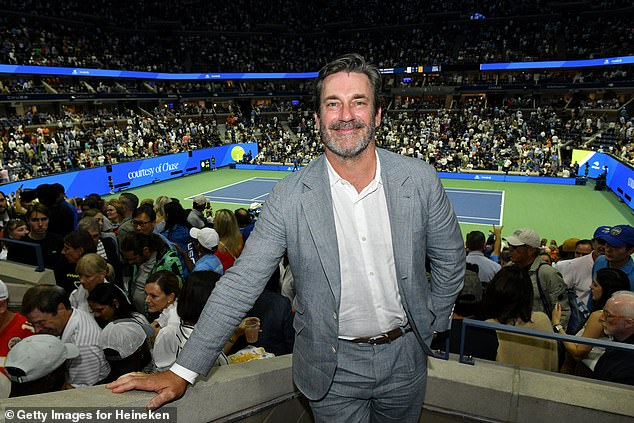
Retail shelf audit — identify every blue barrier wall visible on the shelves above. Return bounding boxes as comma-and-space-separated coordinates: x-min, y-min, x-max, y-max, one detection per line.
0, 143, 258, 198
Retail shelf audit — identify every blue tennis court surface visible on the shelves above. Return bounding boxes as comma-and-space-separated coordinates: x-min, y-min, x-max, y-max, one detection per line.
189, 178, 504, 226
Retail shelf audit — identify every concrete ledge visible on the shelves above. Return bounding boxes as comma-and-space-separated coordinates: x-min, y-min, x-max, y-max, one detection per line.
1, 354, 633, 423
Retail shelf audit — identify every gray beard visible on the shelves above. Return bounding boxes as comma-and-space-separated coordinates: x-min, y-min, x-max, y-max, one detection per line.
320, 118, 375, 159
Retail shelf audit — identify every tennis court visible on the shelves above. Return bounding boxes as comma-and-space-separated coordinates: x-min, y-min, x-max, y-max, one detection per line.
187, 177, 505, 226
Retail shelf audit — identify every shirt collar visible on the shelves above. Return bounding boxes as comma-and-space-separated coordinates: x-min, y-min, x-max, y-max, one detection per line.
325, 151, 382, 189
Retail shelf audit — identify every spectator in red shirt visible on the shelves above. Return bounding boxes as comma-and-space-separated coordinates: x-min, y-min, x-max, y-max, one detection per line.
0, 279, 35, 376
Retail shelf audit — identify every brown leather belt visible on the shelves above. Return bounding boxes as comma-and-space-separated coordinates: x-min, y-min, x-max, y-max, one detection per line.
348, 326, 412, 345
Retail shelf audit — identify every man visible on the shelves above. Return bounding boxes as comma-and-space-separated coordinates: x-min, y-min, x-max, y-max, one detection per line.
506, 227, 570, 327
120, 232, 183, 313
593, 225, 634, 290
0, 279, 35, 376
594, 291, 634, 386
574, 239, 594, 258
234, 208, 254, 243
116, 192, 138, 245
190, 227, 223, 274
187, 195, 209, 229
36, 183, 76, 238
465, 230, 501, 283
554, 226, 609, 306
21, 285, 110, 387
109, 54, 465, 422
6, 203, 64, 270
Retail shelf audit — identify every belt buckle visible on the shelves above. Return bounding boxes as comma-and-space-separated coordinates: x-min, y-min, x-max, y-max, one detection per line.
368, 333, 390, 345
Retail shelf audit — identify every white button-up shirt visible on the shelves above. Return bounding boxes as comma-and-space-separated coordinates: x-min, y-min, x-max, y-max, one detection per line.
326, 154, 407, 338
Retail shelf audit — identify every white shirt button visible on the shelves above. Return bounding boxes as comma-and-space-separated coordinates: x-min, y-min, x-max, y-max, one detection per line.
331, 346, 337, 354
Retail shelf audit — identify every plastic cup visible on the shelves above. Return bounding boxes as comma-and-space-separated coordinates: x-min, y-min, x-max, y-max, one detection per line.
244, 317, 260, 343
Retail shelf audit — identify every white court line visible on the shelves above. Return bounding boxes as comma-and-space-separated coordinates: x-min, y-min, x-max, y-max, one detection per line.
445, 187, 504, 193
446, 189, 503, 196
252, 193, 269, 201
207, 195, 255, 202
456, 216, 500, 222
185, 177, 260, 200
499, 190, 505, 226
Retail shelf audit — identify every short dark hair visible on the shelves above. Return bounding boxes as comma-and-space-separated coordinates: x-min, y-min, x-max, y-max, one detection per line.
313, 53, 382, 116
593, 268, 631, 311
119, 192, 139, 211
482, 265, 533, 325
133, 204, 156, 222
234, 208, 251, 227
22, 285, 70, 315
575, 239, 593, 249
87, 283, 135, 326
63, 230, 97, 254
120, 232, 165, 255
146, 270, 180, 298
177, 271, 220, 325
26, 203, 49, 220
466, 231, 486, 251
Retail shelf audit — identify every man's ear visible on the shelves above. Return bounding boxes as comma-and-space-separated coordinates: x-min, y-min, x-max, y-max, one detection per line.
375, 106, 382, 127
0, 299, 8, 313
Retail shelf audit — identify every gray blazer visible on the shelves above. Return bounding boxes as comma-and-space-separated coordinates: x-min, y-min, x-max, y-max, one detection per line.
177, 148, 465, 400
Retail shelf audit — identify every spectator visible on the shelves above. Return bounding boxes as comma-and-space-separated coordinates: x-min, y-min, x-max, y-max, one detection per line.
69, 253, 115, 314
465, 230, 501, 283
153, 196, 171, 234
190, 227, 223, 274
235, 208, 255, 243
7, 203, 64, 270
506, 227, 570, 328
77, 216, 122, 285
132, 205, 174, 250
116, 192, 139, 245
187, 195, 209, 229
593, 225, 634, 290
21, 285, 110, 387
160, 202, 193, 275
120, 233, 183, 314
98, 319, 153, 383
430, 264, 498, 361
55, 230, 97, 295
0, 219, 28, 260
104, 200, 125, 232
5, 335, 79, 397
36, 183, 77, 238
483, 265, 559, 371
0, 279, 35, 377
554, 226, 610, 307
0, 191, 13, 234
88, 283, 150, 329
552, 268, 631, 375
594, 291, 634, 386
213, 209, 244, 271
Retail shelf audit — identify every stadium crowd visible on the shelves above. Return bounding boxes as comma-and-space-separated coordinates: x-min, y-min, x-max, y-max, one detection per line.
0, 184, 633, 394
0, 0, 633, 403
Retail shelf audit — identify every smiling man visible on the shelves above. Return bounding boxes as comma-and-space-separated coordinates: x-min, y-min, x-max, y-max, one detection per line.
108, 54, 465, 423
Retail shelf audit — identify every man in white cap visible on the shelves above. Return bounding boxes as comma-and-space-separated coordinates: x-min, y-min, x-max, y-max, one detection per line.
190, 227, 223, 274
506, 228, 570, 328
5, 334, 79, 396
188, 195, 211, 229
0, 279, 34, 376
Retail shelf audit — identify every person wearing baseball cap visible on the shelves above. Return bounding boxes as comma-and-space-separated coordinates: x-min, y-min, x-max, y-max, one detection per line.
187, 195, 211, 229
593, 225, 634, 291
190, 227, 224, 274
5, 334, 79, 397
0, 279, 35, 378
554, 226, 612, 308
506, 228, 570, 328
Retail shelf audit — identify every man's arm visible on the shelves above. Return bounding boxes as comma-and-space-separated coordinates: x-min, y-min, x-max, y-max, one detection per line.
425, 173, 466, 332
108, 182, 288, 409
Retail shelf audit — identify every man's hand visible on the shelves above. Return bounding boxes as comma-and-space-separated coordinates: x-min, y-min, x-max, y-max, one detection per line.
106, 371, 188, 410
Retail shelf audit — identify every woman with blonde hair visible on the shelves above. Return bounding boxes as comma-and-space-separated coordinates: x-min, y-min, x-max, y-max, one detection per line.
213, 209, 244, 271
70, 253, 116, 313
153, 196, 171, 233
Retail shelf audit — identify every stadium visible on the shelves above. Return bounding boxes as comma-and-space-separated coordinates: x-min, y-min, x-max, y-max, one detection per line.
0, 1, 634, 422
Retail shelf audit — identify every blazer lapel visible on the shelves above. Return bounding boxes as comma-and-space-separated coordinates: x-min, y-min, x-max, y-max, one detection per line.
300, 157, 341, 304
